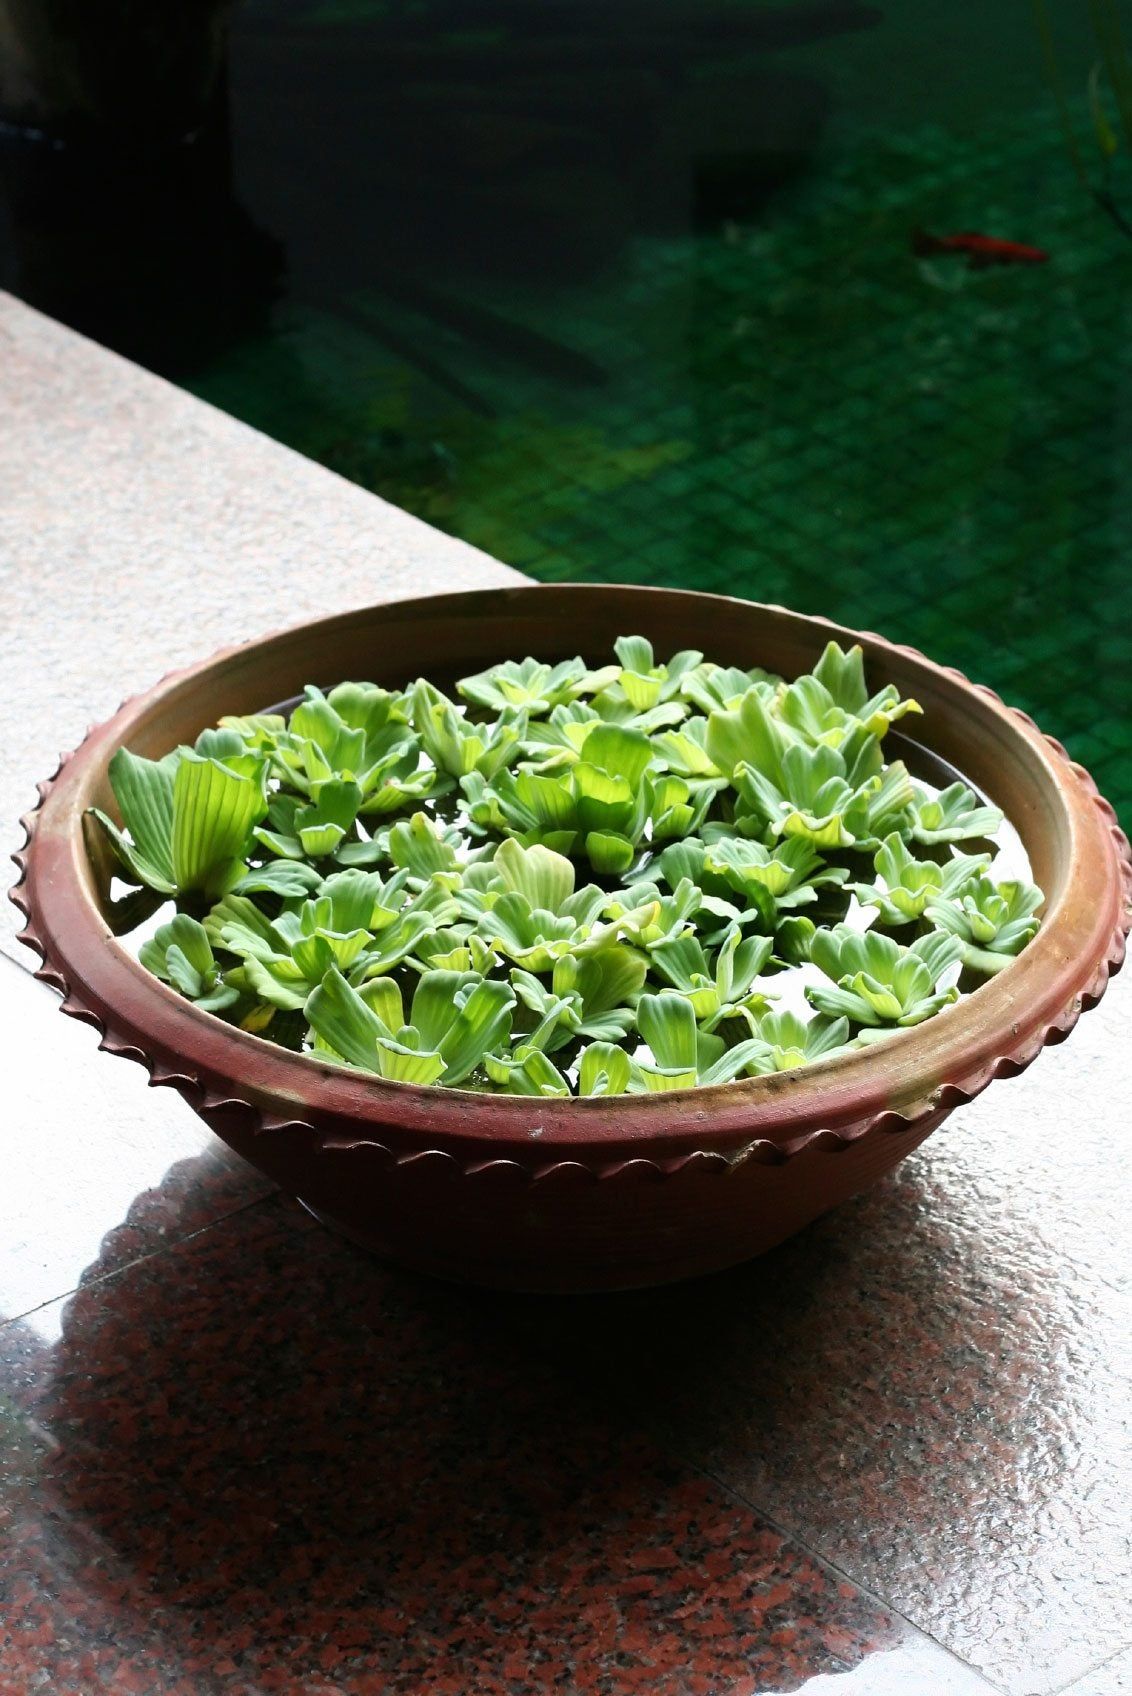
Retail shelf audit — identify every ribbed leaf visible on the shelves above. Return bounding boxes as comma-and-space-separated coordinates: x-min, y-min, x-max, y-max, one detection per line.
305, 967, 386, 1069
436, 979, 517, 1084
99, 748, 179, 890
706, 687, 790, 782
373, 1040, 446, 1085
233, 860, 322, 898
636, 991, 698, 1070
388, 812, 459, 879
171, 753, 267, 892
579, 723, 654, 788
583, 831, 635, 875
577, 1042, 633, 1096
492, 839, 575, 912
484, 1047, 570, 1096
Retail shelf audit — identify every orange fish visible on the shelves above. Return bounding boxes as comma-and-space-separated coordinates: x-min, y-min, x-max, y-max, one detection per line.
912, 229, 1050, 268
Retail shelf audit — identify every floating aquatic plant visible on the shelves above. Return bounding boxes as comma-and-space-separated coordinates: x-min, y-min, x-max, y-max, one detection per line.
95, 637, 1041, 1095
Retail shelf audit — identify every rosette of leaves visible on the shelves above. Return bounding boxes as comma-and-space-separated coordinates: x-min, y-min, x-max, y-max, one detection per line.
602, 876, 705, 948
604, 635, 703, 711
459, 840, 603, 969
731, 739, 914, 852
744, 1009, 852, 1073
264, 685, 446, 819
482, 943, 650, 1096
701, 835, 849, 919
806, 925, 964, 1028
465, 722, 721, 874
650, 715, 725, 780
776, 641, 921, 746
92, 730, 268, 897
204, 870, 446, 1011
456, 656, 616, 716
680, 662, 780, 715
409, 680, 525, 780
628, 992, 769, 1091
852, 835, 990, 926
384, 811, 465, 886
520, 697, 689, 770
138, 914, 240, 1014
925, 876, 1044, 974
253, 780, 365, 861
706, 687, 913, 851
463, 841, 659, 970
629, 843, 748, 941
905, 781, 1003, 845
649, 927, 775, 1030
306, 965, 516, 1085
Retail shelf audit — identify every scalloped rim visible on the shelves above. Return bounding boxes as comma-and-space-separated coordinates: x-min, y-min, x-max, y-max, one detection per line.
9, 591, 1131, 1185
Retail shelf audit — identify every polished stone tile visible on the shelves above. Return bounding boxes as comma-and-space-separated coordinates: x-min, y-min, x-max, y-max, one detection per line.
0, 1192, 984, 1696
452, 969, 1131, 1695
0, 959, 273, 1323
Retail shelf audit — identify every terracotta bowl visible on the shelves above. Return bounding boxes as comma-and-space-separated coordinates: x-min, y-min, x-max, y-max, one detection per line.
12, 586, 1131, 1291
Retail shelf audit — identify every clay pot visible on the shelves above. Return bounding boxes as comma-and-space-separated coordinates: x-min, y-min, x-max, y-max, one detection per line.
12, 586, 1131, 1291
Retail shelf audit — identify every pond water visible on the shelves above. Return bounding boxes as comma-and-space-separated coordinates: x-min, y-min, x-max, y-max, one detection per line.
4, 0, 1127, 821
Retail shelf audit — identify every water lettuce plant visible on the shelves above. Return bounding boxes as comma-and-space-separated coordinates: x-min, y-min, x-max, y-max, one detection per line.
96, 636, 1043, 1095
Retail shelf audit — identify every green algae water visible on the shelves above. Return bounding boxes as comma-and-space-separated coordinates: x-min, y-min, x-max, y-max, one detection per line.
5, 0, 1128, 821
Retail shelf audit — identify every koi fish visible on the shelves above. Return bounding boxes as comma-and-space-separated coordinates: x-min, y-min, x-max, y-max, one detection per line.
912, 229, 1050, 268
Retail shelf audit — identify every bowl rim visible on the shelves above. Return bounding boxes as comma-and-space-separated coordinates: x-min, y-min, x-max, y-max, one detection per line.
11, 583, 1131, 1170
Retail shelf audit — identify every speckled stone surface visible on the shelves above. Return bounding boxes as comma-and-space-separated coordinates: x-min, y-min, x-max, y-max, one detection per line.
1061, 1649, 1132, 1695
0, 1186, 1000, 1696
0, 292, 521, 967
2, 300, 1130, 1696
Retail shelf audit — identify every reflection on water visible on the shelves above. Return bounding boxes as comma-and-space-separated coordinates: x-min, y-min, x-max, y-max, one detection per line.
3, 0, 1126, 828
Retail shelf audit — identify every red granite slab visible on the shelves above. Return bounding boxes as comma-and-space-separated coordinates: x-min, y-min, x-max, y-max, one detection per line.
0, 1192, 993, 1696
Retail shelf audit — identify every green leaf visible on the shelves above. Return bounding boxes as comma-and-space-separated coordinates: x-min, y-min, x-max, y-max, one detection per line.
811, 641, 869, 712
295, 778, 362, 857
171, 751, 268, 892
578, 1042, 633, 1096
583, 831, 636, 875
631, 1064, 699, 1092
636, 991, 699, 1070
492, 838, 576, 912
484, 1046, 570, 1096
553, 945, 647, 1024
706, 686, 791, 783
232, 860, 323, 898
387, 812, 460, 881
305, 966, 388, 1069
579, 723, 655, 788
97, 748, 178, 890
427, 973, 517, 1084
372, 1040, 446, 1085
